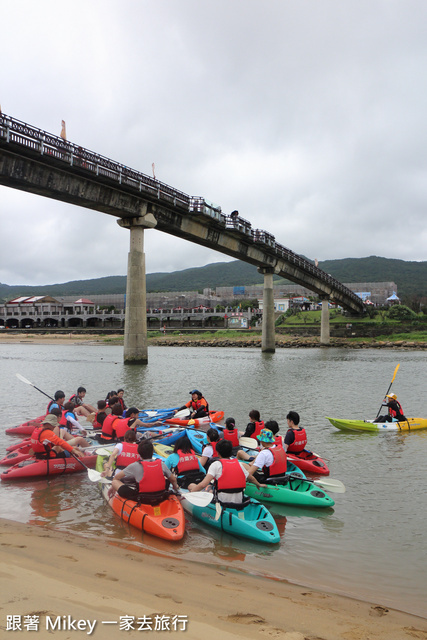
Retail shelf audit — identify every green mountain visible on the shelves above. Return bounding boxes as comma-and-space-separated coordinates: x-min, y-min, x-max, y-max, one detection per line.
1, 256, 426, 302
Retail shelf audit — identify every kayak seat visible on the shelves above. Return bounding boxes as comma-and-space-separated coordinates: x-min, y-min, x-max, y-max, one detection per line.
136, 490, 171, 506
266, 475, 289, 486
178, 471, 205, 489
217, 496, 251, 511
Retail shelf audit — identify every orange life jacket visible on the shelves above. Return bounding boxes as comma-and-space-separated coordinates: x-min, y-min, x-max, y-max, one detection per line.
101, 414, 120, 441
138, 459, 167, 493
115, 418, 133, 440
216, 459, 246, 493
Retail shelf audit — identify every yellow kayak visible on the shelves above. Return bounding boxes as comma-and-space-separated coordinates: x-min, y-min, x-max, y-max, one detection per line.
326, 417, 427, 432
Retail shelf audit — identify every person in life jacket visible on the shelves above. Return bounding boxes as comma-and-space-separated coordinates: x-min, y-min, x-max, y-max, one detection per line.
46, 390, 65, 415
164, 435, 206, 489
68, 387, 97, 420
119, 407, 163, 435
174, 390, 209, 419
246, 428, 288, 483
375, 394, 407, 422
117, 389, 127, 412
99, 405, 123, 442
264, 420, 284, 447
101, 429, 140, 478
241, 409, 265, 439
59, 402, 88, 436
92, 400, 108, 430
284, 411, 307, 455
188, 439, 263, 505
29, 414, 86, 459
110, 440, 179, 503
200, 428, 220, 470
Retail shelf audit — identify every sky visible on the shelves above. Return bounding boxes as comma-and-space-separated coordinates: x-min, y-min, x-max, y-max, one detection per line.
1, 0, 427, 286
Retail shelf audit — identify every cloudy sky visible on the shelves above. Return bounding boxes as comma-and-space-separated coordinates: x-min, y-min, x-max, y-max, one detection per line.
1, 0, 427, 285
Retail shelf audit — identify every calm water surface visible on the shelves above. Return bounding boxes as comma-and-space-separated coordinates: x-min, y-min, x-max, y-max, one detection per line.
0, 343, 426, 616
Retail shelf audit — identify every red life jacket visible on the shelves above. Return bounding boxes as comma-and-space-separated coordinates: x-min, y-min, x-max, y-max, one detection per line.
115, 418, 132, 440
274, 435, 283, 447
209, 441, 219, 458
287, 428, 307, 454
389, 400, 404, 420
101, 414, 120, 441
216, 459, 247, 493
115, 442, 139, 468
30, 426, 53, 456
175, 449, 199, 474
138, 459, 167, 493
59, 409, 68, 427
252, 421, 265, 438
92, 411, 106, 430
264, 446, 287, 477
223, 429, 239, 447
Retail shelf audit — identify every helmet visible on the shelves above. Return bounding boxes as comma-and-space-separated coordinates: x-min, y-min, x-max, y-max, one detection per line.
257, 428, 275, 444
189, 389, 201, 396
386, 393, 397, 400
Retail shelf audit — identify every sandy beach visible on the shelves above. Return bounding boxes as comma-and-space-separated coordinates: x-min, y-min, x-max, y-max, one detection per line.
1, 519, 426, 640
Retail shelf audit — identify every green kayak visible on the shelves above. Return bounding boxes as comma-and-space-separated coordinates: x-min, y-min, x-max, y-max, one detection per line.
244, 476, 335, 508
326, 416, 427, 432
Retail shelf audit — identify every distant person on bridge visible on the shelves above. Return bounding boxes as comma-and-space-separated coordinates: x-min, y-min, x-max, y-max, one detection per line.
174, 390, 209, 420
375, 394, 406, 422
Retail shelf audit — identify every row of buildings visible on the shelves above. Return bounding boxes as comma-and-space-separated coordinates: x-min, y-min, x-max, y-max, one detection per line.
0, 282, 398, 330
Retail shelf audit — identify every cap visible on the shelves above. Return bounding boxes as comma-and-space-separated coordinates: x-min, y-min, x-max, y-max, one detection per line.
257, 428, 275, 443
42, 414, 59, 427
386, 393, 397, 400
189, 389, 201, 395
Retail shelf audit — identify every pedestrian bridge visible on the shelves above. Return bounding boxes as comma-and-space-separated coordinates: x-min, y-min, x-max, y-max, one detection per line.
0, 113, 365, 362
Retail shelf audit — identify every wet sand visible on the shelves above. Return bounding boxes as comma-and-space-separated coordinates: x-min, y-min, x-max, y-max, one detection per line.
1, 518, 426, 640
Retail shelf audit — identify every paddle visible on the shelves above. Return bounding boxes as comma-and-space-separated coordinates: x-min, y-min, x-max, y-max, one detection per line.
16, 373, 54, 401
288, 473, 345, 494
70, 452, 111, 483
181, 491, 214, 507
375, 364, 400, 419
239, 437, 259, 449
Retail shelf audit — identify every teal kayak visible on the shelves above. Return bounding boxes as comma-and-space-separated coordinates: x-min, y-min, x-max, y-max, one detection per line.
180, 489, 280, 544
243, 475, 335, 508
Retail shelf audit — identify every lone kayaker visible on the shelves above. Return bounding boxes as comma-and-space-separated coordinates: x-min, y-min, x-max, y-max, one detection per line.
375, 394, 406, 422
109, 440, 180, 502
284, 411, 307, 454
174, 390, 209, 419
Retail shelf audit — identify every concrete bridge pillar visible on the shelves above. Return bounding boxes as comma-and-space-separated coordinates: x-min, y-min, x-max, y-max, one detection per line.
258, 267, 275, 353
118, 211, 157, 364
320, 296, 330, 345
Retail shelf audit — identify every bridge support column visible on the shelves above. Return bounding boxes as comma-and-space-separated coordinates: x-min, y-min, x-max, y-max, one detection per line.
258, 267, 275, 353
118, 211, 157, 364
320, 296, 330, 345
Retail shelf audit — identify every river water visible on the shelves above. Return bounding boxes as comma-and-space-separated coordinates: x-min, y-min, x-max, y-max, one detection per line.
0, 343, 426, 617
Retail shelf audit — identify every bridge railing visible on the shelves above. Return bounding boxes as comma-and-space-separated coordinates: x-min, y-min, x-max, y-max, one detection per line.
0, 113, 364, 310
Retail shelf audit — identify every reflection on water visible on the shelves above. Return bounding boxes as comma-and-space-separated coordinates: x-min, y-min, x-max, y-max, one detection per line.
1, 344, 426, 616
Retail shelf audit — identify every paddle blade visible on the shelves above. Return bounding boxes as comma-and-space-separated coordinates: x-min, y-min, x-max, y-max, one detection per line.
214, 502, 222, 521
391, 364, 400, 384
239, 437, 258, 449
87, 469, 103, 482
184, 491, 214, 507
95, 448, 114, 456
313, 478, 346, 493
16, 373, 33, 385
174, 409, 191, 419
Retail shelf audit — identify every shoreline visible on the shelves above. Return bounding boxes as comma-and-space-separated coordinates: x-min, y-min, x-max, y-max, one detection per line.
1, 518, 426, 640
1, 332, 427, 349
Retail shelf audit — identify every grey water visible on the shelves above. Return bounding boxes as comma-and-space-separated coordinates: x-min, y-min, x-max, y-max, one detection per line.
0, 343, 426, 617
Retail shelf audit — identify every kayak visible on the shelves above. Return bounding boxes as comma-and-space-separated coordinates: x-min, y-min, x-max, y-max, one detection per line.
5, 415, 45, 436
138, 407, 179, 423
0, 452, 97, 480
180, 489, 280, 544
100, 483, 185, 541
164, 410, 224, 427
326, 417, 427, 432
287, 450, 330, 475
1, 435, 107, 466
243, 475, 334, 508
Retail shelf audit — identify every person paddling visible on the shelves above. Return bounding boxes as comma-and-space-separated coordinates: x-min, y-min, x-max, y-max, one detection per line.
375, 393, 407, 423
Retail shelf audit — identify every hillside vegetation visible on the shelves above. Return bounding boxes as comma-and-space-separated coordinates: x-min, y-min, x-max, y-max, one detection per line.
1, 255, 427, 301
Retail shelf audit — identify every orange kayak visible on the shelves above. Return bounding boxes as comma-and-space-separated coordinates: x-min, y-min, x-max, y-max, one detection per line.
165, 410, 224, 427
101, 485, 185, 541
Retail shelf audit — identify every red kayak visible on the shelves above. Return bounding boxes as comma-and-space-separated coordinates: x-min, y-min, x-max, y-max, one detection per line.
0, 441, 33, 466
5, 415, 45, 436
287, 450, 330, 475
1, 452, 97, 481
